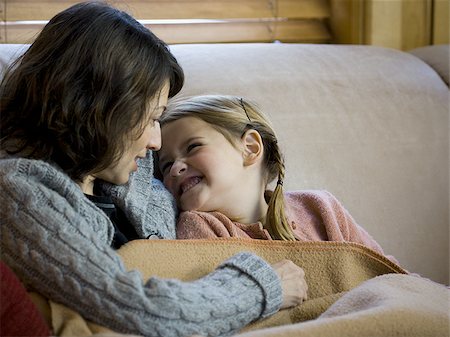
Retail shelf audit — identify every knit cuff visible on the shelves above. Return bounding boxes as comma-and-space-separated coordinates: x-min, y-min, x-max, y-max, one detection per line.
218, 252, 282, 318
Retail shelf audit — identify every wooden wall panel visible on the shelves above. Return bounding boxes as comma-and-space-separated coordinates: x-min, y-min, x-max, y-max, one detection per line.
2, 20, 330, 44
5, 1, 271, 20
274, 19, 330, 42
330, 0, 447, 50
365, 0, 404, 49
329, 0, 364, 44
4, 0, 330, 20
1, 0, 332, 44
278, 0, 330, 18
401, 0, 432, 50
1, 0, 447, 47
433, 0, 449, 44
0, 1, 5, 43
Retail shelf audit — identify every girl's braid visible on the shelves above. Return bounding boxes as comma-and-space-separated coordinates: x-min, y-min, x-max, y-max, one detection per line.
264, 138, 296, 241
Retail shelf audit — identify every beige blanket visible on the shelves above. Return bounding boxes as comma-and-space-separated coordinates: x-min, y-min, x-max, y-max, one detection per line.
37, 239, 448, 337
235, 273, 450, 337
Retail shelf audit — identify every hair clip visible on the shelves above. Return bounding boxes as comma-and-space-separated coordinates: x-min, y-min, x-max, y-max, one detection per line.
277, 179, 284, 186
240, 98, 251, 122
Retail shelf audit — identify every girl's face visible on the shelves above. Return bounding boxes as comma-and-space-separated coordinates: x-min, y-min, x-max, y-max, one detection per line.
158, 117, 248, 213
94, 83, 170, 186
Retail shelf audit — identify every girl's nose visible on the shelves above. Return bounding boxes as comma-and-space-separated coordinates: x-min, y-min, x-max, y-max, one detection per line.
170, 160, 187, 177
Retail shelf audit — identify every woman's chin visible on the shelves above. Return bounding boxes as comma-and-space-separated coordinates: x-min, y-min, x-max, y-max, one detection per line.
110, 174, 131, 186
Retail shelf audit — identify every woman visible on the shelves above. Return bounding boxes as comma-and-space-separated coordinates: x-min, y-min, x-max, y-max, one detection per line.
0, 2, 307, 336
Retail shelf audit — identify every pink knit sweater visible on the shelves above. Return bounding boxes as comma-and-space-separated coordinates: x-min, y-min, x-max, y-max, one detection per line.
177, 190, 398, 264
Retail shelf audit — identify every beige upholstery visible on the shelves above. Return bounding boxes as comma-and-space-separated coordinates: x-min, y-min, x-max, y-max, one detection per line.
409, 44, 449, 86
0, 43, 448, 285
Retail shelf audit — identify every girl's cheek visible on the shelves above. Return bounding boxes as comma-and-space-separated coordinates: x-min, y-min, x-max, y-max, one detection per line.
163, 178, 175, 194
163, 177, 169, 188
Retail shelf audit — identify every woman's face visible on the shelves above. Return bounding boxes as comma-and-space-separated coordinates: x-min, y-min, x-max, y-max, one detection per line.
94, 83, 170, 186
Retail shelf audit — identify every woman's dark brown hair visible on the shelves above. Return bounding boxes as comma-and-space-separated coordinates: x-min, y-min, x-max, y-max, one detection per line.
0, 1, 184, 182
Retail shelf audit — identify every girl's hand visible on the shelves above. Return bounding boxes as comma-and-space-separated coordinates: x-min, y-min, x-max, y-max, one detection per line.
272, 259, 308, 309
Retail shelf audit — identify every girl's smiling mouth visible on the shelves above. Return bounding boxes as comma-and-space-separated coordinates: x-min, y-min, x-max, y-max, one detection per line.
180, 176, 203, 195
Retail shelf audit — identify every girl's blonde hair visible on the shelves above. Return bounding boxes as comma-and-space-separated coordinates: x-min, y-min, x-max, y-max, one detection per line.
159, 95, 296, 241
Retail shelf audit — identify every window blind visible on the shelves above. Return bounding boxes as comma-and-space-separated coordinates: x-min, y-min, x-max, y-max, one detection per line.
0, 0, 332, 44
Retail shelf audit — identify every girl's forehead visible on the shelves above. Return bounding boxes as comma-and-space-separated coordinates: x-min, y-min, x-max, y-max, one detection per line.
162, 116, 231, 143
163, 116, 211, 133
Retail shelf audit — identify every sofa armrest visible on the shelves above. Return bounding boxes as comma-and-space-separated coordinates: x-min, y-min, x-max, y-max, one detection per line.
408, 44, 449, 86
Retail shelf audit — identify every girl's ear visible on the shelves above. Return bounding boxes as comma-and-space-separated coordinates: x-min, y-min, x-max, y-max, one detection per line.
241, 129, 263, 166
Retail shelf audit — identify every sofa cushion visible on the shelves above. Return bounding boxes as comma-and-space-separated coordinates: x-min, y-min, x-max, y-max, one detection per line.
0, 44, 29, 76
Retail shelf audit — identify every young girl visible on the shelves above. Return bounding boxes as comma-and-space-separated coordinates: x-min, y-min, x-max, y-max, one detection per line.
157, 95, 398, 263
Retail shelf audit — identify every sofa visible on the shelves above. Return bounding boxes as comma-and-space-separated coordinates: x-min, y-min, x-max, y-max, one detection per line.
1, 42, 448, 286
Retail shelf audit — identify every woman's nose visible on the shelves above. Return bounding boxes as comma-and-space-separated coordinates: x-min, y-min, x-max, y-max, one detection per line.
170, 160, 187, 177
147, 123, 161, 151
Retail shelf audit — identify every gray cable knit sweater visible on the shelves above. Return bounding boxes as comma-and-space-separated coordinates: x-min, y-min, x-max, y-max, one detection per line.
0, 154, 282, 337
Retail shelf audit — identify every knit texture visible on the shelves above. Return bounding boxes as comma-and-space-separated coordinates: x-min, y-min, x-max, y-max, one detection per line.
0, 157, 282, 337
99, 151, 177, 239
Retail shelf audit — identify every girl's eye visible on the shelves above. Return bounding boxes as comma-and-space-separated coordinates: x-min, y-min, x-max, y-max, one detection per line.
187, 143, 201, 152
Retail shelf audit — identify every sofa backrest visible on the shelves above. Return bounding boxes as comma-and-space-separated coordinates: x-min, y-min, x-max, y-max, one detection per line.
170, 43, 449, 285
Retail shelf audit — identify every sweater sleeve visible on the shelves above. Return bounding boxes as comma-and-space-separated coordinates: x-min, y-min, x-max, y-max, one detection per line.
99, 151, 178, 239
0, 159, 282, 337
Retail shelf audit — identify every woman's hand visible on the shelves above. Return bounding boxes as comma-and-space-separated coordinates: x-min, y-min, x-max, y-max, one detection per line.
272, 259, 308, 309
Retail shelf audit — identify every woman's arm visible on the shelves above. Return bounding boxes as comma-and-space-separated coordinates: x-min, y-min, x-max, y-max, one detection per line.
0, 158, 282, 337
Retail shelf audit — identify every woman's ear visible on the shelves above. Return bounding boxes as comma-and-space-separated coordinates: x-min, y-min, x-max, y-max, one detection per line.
241, 129, 263, 166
